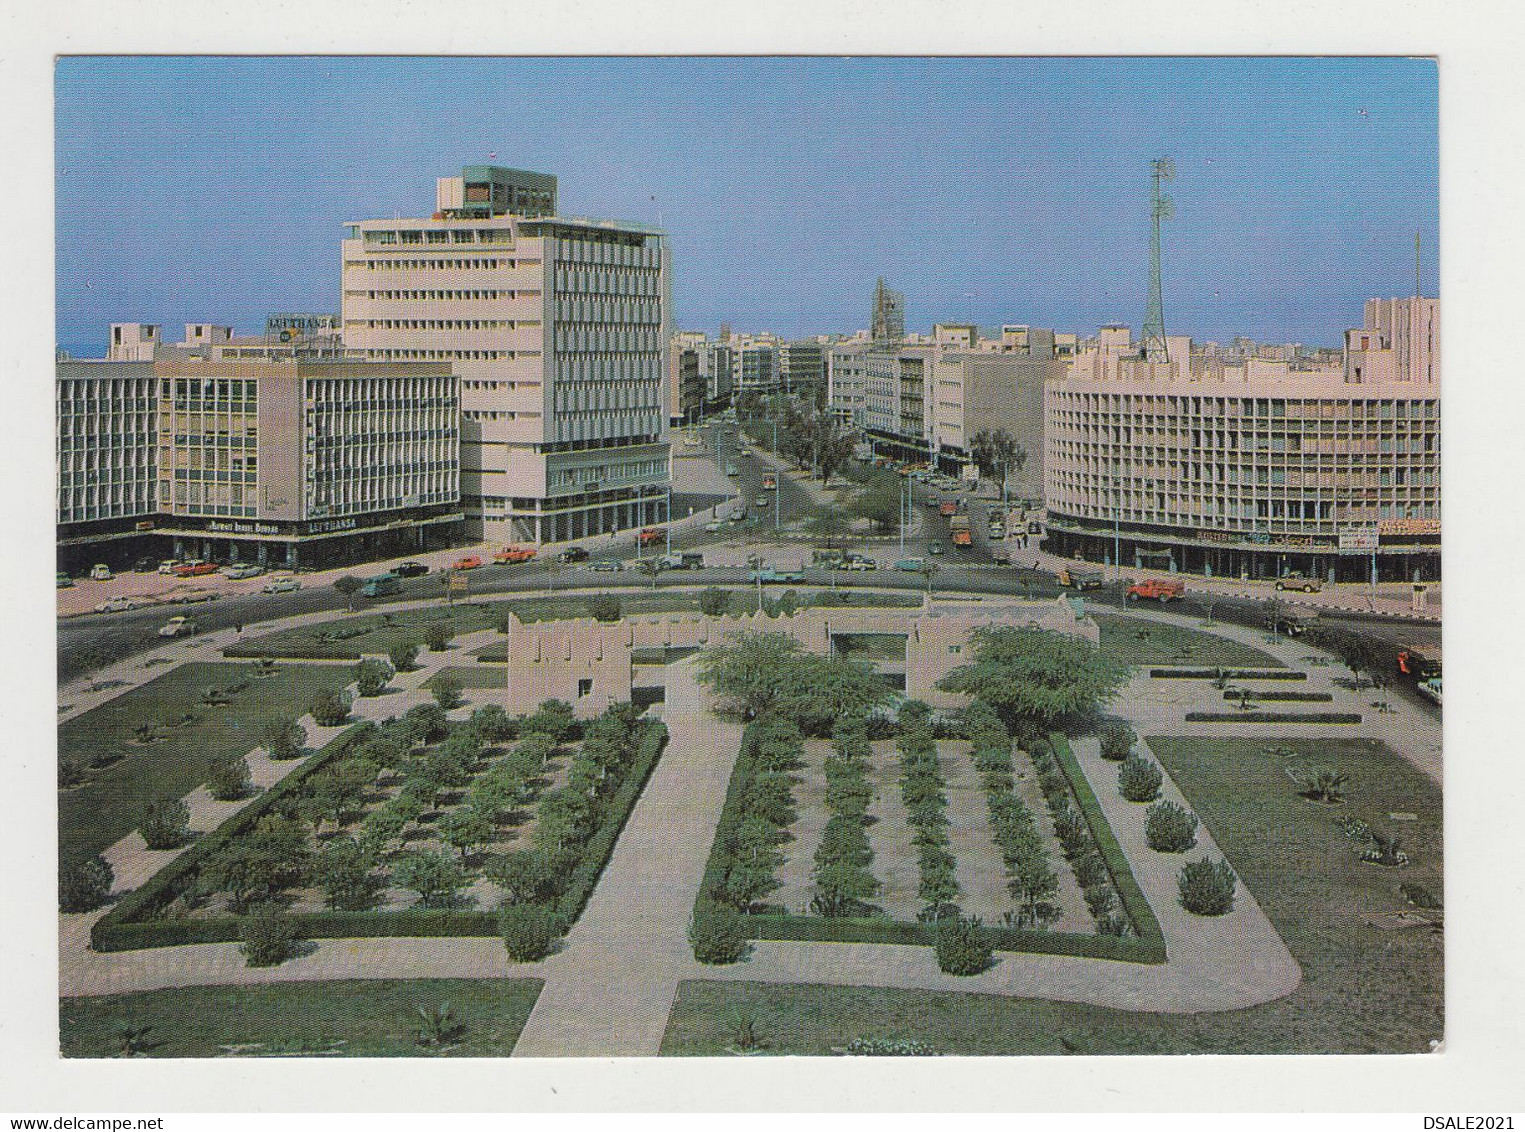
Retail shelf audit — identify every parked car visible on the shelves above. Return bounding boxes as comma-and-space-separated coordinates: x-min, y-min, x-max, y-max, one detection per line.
589, 559, 623, 573
842, 554, 878, 571
725, 464, 739, 477
221, 563, 264, 579
56, 572, 73, 588
359, 574, 402, 598
754, 496, 769, 508
94, 595, 137, 614
262, 576, 302, 593
637, 526, 666, 546
174, 561, 218, 578
157, 560, 183, 575
928, 543, 945, 556
895, 557, 928, 572
1126, 578, 1186, 603
90, 564, 113, 581
1058, 566, 1105, 590
158, 615, 198, 638
1276, 572, 1323, 593
494, 545, 537, 564
391, 561, 430, 578
451, 555, 483, 571
558, 546, 590, 563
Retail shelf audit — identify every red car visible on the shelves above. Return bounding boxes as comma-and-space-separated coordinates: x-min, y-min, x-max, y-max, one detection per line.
1126, 578, 1185, 603
493, 545, 537, 564
173, 561, 219, 577
451, 555, 483, 571
637, 527, 665, 546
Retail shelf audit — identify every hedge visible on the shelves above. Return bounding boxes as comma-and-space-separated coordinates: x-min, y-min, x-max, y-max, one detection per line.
1184, 711, 1362, 724
1046, 733, 1167, 963
1148, 668, 1306, 681
91, 721, 377, 952
1220, 690, 1333, 703
89, 909, 500, 952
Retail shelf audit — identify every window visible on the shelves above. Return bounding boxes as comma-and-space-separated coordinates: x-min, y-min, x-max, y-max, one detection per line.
577, 678, 594, 698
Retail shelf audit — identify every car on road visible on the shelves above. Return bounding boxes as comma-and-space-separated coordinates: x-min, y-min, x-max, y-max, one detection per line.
171, 589, 220, 604
1275, 572, 1323, 593
754, 496, 769, 508
1057, 566, 1105, 590
262, 576, 302, 593
174, 561, 218, 578
1126, 578, 1185, 603
90, 564, 113, 581
588, 558, 622, 573
558, 546, 590, 563
94, 596, 137, 614
842, 554, 877, 571
895, 557, 928, 572
158, 615, 198, 638
157, 560, 183, 575
221, 563, 264, 579
747, 564, 805, 584
391, 561, 430, 578
637, 526, 666, 547
928, 543, 945, 556
704, 521, 722, 533
359, 574, 402, 598
494, 545, 537, 564
56, 572, 73, 588
451, 555, 483, 571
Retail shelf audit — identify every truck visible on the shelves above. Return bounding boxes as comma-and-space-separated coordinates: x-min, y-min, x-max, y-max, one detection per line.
747, 564, 805, 584
637, 526, 666, 546
761, 473, 777, 491
658, 552, 704, 570
1058, 566, 1105, 590
939, 500, 958, 518
1273, 606, 1321, 638
948, 515, 973, 547
1126, 578, 1185, 603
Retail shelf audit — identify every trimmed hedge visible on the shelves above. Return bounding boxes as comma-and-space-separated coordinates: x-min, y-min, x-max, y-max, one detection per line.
1184, 711, 1361, 724
91, 722, 377, 952
1149, 668, 1305, 681
1046, 733, 1167, 963
1220, 690, 1332, 702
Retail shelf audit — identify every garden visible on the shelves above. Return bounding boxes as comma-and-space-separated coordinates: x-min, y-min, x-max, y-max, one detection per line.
1092, 613, 1284, 669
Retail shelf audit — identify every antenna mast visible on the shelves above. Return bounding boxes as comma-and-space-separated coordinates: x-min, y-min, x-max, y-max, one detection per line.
1141, 157, 1175, 362
1415, 229, 1422, 299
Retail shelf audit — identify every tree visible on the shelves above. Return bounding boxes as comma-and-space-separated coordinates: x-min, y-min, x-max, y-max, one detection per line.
207, 754, 254, 802
487, 848, 561, 906
203, 815, 312, 913
309, 687, 353, 727
334, 575, 363, 611
937, 627, 1131, 729
138, 797, 191, 850
810, 859, 880, 917
469, 704, 514, 742
239, 904, 299, 967
438, 807, 495, 861
354, 657, 394, 697
359, 805, 409, 857
423, 622, 453, 652
524, 699, 577, 743
314, 836, 386, 911
262, 718, 306, 760
392, 849, 468, 908
970, 430, 1026, 495
699, 587, 732, 617
689, 900, 747, 964
431, 673, 464, 711
301, 758, 376, 833
849, 476, 902, 534
588, 595, 622, 622
805, 506, 852, 549
697, 630, 892, 729
388, 641, 421, 673
403, 702, 450, 745
60, 855, 114, 912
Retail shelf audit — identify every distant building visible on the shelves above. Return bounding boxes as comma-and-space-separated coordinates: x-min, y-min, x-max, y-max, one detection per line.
871, 278, 905, 343
778, 340, 826, 402
667, 332, 705, 427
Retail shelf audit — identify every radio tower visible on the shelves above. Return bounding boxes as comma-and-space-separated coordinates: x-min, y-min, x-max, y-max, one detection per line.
1141, 157, 1175, 362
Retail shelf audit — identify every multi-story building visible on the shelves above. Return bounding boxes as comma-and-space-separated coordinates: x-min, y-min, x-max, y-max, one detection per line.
1042, 299, 1441, 581
341, 164, 671, 545
704, 341, 735, 411
860, 345, 935, 463
778, 340, 826, 403
728, 337, 780, 396
56, 355, 461, 570
826, 338, 870, 427
931, 350, 1066, 498
667, 332, 705, 427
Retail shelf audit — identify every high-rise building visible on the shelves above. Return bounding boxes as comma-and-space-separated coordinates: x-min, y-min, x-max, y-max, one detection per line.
871, 278, 905, 343
341, 165, 672, 545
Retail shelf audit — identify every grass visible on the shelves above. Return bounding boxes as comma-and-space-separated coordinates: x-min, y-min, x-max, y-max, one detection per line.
60, 979, 543, 1058
423, 666, 504, 690
660, 735, 1441, 1055
58, 661, 352, 868
1093, 613, 1284, 668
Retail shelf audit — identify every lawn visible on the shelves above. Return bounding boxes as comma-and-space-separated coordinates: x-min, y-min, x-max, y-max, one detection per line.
661, 735, 1441, 1055
58, 661, 352, 868
424, 666, 505, 690
1093, 613, 1284, 668
60, 979, 543, 1057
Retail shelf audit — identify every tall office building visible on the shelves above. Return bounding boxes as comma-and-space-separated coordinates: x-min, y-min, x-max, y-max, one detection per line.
341, 165, 672, 544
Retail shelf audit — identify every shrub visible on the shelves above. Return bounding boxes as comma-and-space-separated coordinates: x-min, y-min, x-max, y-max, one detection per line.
388, 641, 421, 673
423, 622, 453, 652
431, 674, 464, 711
690, 901, 748, 964
238, 904, 298, 967
1072, 852, 1108, 889
1178, 856, 1237, 916
60, 855, 114, 912
310, 688, 353, 727
588, 596, 622, 622
524, 699, 577, 743
314, 837, 386, 912
1144, 801, 1199, 852
934, 914, 994, 975
354, 658, 394, 697
699, 588, 732, 617
207, 755, 254, 802
499, 903, 562, 962
1117, 755, 1163, 803
1082, 882, 1117, 919
59, 753, 91, 789
139, 797, 191, 850
263, 718, 306, 760
404, 703, 450, 745
392, 850, 468, 908
1098, 721, 1137, 761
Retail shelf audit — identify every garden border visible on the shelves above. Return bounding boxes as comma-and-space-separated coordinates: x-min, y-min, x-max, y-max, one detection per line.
1149, 668, 1307, 681
1184, 711, 1362, 724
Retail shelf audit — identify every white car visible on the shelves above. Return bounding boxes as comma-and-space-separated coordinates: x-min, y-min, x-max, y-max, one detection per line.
158, 615, 197, 638
173, 590, 220, 604
263, 576, 302, 593
90, 564, 113, 581
94, 596, 137, 614
221, 563, 264, 579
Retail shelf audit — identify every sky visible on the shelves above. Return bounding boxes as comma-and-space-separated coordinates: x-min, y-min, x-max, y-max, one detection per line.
54, 56, 1438, 353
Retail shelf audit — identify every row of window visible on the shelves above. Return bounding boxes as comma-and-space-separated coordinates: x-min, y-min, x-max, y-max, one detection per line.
365, 228, 515, 246
352, 257, 537, 271
347, 288, 538, 301
1050, 395, 1439, 420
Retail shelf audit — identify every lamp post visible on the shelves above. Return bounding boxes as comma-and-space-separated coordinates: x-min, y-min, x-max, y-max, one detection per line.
1113, 481, 1122, 581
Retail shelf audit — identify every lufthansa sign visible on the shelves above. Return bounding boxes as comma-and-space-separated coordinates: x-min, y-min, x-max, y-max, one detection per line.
1378, 518, 1441, 536
266, 313, 339, 338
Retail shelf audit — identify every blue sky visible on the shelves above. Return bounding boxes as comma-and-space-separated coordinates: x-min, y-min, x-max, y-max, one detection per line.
55, 56, 1438, 351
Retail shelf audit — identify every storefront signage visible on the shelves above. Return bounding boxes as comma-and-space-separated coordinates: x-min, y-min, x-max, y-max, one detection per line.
267, 313, 340, 342
306, 517, 359, 535
1378, 518, 1440, 537
1338, 527, 1380, 553
1196, 529, 1238, 544
208, 520, 280, 536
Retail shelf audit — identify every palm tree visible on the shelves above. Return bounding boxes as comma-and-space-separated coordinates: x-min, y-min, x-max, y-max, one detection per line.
1299, 768, 1350, 804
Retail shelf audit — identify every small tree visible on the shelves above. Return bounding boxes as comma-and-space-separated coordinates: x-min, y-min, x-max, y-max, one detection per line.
500, 904, 562, 962
359, 805, 409, 857
392, 849, 468, 908
334, 575, 363, 611
487, 849, 561, 906
524, 699, 576, 743
934, 914, 994, 975
355, 657, 394, 697
139, 797, 191, 850
404, 703, 450, 745
469, 704, 514, 742
438, 807, 495, 861
1178, 856, 1237, 915
1118, 755, 1163, 803
207, 755, 253, 802
1144, 801, 1199, 852
588, 595, 622, 622
59, 855, 114, 912
431, 673, 464, 711
263, 718, 306, 760
1098, 721, 1137, 761
699, 588, 732, 617
423, 622, 453, 652
314, 836, 387, 912
1298, 768, 1350, 805
202, 814, 312, 913
690, 900, 747, 964
309, 687, 353, 727
388, 641, 421, 673
239, 904, 298, 967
